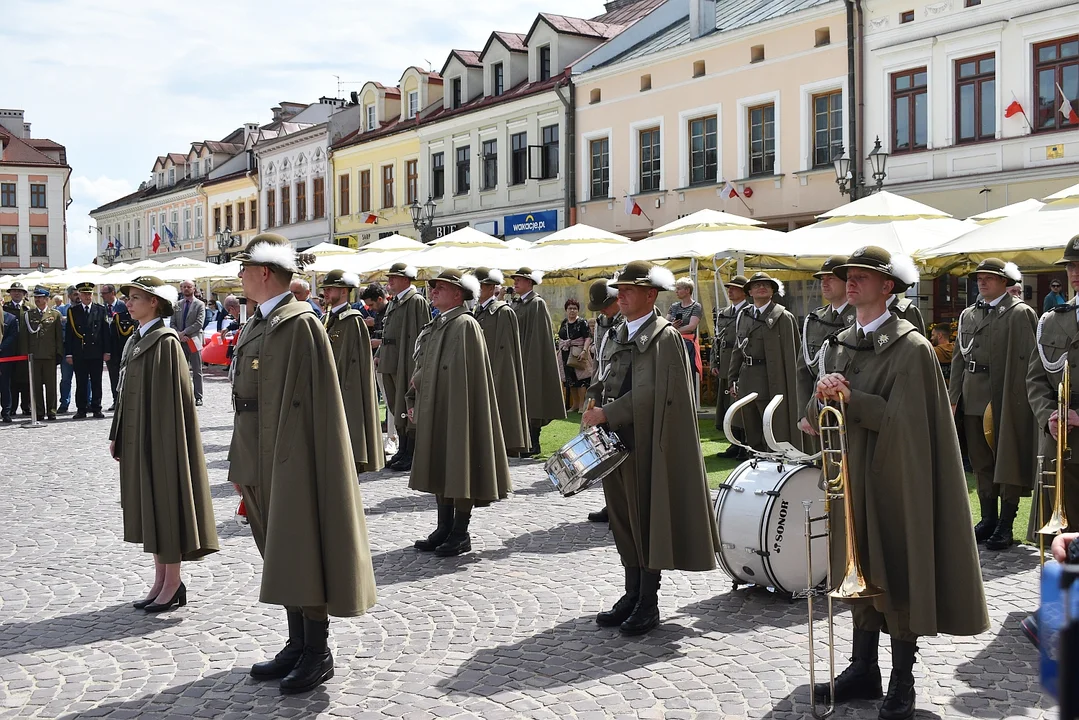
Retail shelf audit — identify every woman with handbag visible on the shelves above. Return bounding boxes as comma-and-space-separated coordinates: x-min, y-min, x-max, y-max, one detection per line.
557, 298, 592, 413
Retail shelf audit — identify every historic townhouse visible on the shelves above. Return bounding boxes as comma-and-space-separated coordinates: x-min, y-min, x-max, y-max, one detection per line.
0, 109, 71, 272
331, 68, 440, 247
572, 0, 847, 237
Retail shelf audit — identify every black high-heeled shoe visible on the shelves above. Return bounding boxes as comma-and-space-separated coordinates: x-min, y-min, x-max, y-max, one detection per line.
132, 595, 158, 610
144, 582, 187, 613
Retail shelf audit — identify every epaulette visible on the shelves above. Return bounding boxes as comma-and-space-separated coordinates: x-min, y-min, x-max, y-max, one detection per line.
1050, 304, 1075, 313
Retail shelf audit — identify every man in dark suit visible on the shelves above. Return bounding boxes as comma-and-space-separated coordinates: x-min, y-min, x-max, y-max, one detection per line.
64, 282, 111, 419
101, 284, 135, 412
0, 308, 19, 423
4, 281, 32, 415
172, 279, 205, 406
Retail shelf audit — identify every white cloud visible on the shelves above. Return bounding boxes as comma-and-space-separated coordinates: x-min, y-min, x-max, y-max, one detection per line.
68, 176, 136, 266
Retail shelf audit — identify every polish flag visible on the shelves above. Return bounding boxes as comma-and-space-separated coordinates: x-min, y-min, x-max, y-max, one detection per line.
1004, 99, 1024, 118
720, 180, 740, 200
625, 196, 642, 216
151, 231, 161, 253
1058, 83, 1079, 124
364, 213, 378, 224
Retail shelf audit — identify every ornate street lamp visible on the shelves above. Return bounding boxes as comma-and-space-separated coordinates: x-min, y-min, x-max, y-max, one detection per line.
833, 136, 890, 199
409, 196, 437, 243
215, 227, 241, 263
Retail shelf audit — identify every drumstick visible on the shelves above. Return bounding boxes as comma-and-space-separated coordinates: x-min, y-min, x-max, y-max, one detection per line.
581, 398, 596, 429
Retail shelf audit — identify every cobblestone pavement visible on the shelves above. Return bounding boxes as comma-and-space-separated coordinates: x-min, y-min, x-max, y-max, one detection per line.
0, 371, 1055, 719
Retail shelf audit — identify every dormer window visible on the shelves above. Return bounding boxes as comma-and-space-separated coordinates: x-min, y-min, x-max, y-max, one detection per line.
168, 168, 175, 185
408, 91, 419, 119
191, 162, 200, 179
206, 157, 212, 173
452, 78, 463, 109
157, 172, 164, 188
539, 46, 552, 81
493, 63, 505, 96
366, 105, 377, 131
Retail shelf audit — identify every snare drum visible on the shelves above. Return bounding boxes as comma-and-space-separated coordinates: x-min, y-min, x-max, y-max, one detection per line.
713, 459, 827, 594
544, 426, 628, 497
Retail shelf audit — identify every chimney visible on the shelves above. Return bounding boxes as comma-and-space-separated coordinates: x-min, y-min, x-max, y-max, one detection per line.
243, 122, 259, 146
689, 0, 717, 40
0, 109, 26, 138
23, 123, 31, 138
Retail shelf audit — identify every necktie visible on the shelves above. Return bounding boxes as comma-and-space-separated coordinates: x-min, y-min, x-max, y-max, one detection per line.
857, 328, 867, 341
975, 300, 991, 310
183, 300, 190, 327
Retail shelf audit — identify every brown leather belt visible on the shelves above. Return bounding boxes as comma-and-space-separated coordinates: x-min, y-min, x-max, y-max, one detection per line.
234, 396, 258, 412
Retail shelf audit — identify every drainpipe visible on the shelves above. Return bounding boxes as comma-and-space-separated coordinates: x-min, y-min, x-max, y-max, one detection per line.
855, 0, 865, 194
555, 74, 576, 228
845, 0, 859, 201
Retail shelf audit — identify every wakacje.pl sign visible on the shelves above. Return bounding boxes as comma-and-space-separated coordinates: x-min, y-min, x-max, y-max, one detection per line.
505, 210, 557, 235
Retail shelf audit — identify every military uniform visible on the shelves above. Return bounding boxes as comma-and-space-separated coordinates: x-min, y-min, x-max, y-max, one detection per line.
510, 267, 566, 454
64, 283, 111, 418
586, 262, 720, 637
377, 263, 429, 471
810, 247, 988, 720
472, 268, 529, 454
230, 234, 376, 695
23, 287, 64, 420
948, 259, 1038, 550
727, 272, 802, 453
0, 309, 18, 422
888, 295, 926, 335
3, 283, 31, 415
105, 298, 137, 408
711, 275, 748, 436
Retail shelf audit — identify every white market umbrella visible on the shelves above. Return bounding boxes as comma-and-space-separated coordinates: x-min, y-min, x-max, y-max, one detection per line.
918, 184, 1079, 273
650, 208, 764, 236
519, 223, 631, 272
400, 227, 519, 275
504, 238, 533, 250
968, 198, 1045, 224
305, 241, 355, 257
308, 235, 425, 274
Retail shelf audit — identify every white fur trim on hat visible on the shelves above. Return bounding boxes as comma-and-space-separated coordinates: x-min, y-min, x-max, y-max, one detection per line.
156, 285, 179, 305
460, 273, 480, 298
774, 278, 785, 297
248, 242, 299, 272
890, 254, 919, 286
606, 280, 619, 298
487, 268, 504, 285
403, 265, 418, 279
342, 272, 360, 288
1003, 262, 1022, 283
648, 265, 676, 292
529, 269, 544, 285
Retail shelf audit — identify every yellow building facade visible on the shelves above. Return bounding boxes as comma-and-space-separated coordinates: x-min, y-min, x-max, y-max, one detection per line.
202, 171, 260, 263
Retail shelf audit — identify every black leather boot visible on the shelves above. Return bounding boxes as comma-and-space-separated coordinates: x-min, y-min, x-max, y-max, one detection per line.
395, 433, 415, 472
414, 501, 454, 551
878, 639, 917, 720
814, 629, 882, 702
250, 610, 304, 679
985, 501, 1018, 550
280, 617, 334, 694
385, 434, 405, 469
973, 496, 998, 544
596, 566, 640, 627
386, 434, 410, 471
620, 570, 661, 635
528, 425, 542, 457
587, 506, 609, 523
435, 509, 472, 556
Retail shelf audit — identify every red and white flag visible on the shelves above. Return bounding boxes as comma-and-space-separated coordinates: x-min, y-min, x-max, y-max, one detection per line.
720, 180, 739, 200
625, 196, 643, 216
1004, 98, 1024, 119
151, 231, 161, 253
364, 214, 378, 224
1058, 83, 1079, 124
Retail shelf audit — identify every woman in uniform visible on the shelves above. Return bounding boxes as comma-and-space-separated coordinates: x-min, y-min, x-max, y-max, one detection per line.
108, 276, 218, 613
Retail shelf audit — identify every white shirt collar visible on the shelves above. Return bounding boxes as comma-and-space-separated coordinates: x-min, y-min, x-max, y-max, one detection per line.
139, 318, 161, 337
753, 301, 772, 317
395, 287, 411, 301
985, 293, 1005, 308
259, 290, 292, 318
481, 296, 495, 310
733, 300, 747, 311
857, 308, 892, 335
332, 302, 349, 315
625, 313, 650, 340
520, 290, 534, 302
831, 301, 849, 314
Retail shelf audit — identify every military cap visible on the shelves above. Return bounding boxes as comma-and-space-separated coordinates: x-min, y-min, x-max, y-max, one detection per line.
509, 267, 544, 285
744, 271, 785, 297
320, 269, 361, 289
8, 281, 26, 293
386, 262, 418, 279
610, 260, 675, 291
473, 267, 504, 285
235, 233, 312, 273
1055, 234, 1079, 266
427, 268, 479, 301
813, 256, 849, 279
833, 245, 919, 293
75, 281, 96, 293
587, 278, 619, 312
119, 276, 179, 314
971, 258, 1022, 286
32, 285, 50, 298
726, 275, 749, 290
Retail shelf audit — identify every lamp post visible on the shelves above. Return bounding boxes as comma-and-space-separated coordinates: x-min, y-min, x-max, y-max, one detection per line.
833, 136, 890, 200
409, 196, 437, 244
215, 227, 241, 263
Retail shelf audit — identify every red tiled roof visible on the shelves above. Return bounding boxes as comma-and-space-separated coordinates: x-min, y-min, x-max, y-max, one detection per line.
166, 153, 187, 163
25, 138, 63, 150
332, 115, 421, 151
527, 13, 624, 43
422, 72, 565, 125
592, 0, 665, 25
454, 50, 482, 67
480, 31, 529, 61
203, 141, 244, 154
0, 126, 66, 167
384, 88, 402, 97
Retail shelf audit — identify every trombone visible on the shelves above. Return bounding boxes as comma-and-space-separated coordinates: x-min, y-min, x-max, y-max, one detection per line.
804, 400, 883, 720
1037, 360, 1071, 560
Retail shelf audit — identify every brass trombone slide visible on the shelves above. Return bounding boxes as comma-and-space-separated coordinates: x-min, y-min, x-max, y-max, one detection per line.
1038, 359, 1070, 559
805, 400, 883, 720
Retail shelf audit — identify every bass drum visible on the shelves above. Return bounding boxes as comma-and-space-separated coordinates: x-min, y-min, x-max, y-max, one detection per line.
713, 459, 827, 595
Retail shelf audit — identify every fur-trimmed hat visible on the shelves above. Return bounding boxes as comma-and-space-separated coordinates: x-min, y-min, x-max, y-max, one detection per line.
473, 267, 504, 286
971, 258, 1022, 286
428, 269, 480, 301
510, 267, 544, 285
834, 246, 920, 293
610, 261, 675, 291
32, 285, 50, 298
120, 275, 179, 314
587, 278, 619, 312
386, 262, 418, 279
235, 233, 313, 273
744, 271, 785, 297
813, 256, 848, 279
726, 275, 749, 290
320, 269, 361, 289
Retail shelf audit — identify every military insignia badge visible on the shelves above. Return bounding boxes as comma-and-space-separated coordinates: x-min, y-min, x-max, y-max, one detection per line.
639, 333, 649, 343
767, 318, 774, 327
270, 316, 281, 328
132, 346, 142, 356
877, 334, 889, 346
251, 359, 260, 370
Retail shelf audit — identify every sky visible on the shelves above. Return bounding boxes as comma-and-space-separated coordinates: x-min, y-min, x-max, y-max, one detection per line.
4, 0, 610, 267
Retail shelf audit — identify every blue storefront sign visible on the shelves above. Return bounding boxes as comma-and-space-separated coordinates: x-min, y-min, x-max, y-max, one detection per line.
504, 210, 558, 235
